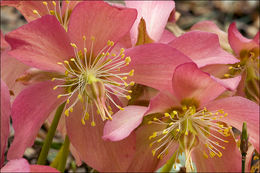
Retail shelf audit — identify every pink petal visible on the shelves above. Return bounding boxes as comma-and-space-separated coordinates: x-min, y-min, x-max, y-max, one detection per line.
158, 29, 177, 44
103, 106, 147, 141
204, 96, 260, 151
192, 131, 241, 172
1, 81, 11, 165
125, 43, 192, 92
253, 31, 259, 43
7, 81, 65, 160
1, 30, 9, 50
168, 31, 239, 67
211, 75, 241, 91
190, 20, 232, 51
61, 1, 79, 16
146, 91, 180, 115
172, 63, 226, 106
5, 15, 74, 72
228, 22, 259, 56
67, 1, 137, 56
0, 159, 30, 172
66, 103, 136, 172
125, 1, 175, 44
30, 165, 59, 172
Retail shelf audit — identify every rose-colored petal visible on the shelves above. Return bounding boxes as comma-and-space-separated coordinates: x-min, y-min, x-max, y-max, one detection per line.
30, 165, 59, 172
61, 1, 79, 16
192, 131, 241, 172
228, 22, 259, 56
172, 63, 226, 106
253, 31, 259, 43
204, 96, 259, 152
7, 81, 65, 160
168, 31, 239, 67
5, 15, 74, 72
146, 91, 180, 115
66, 102, 136, 172
124, 43, 192, 92
1, 80, 11, 166
103, 106, 147, 141
211, 75, 241, 91
190, 20, 232, 51
1, 30, 9, 51
125, 1, 175, 44
68, 1, 137, 56
158, 29, 177, 44
0, 159, 30, 172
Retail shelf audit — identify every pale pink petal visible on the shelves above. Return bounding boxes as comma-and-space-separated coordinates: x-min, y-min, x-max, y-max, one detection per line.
204, 96, 259, 151
1, 81, 11, 165
30, 165, 59, 172
146, 91, 180, 115
103, 106, 147, 141
68, 1, 137, 56
211, 75, 241, 91
61, 1, 80, 16
168, 31, 239, 67
0, 159, 30, 172
124, 43, 192, 92
5, 15, 74, 72
66, 103, 136, 172
228, 22, 259, 56
172, 63, 226, 106
7, 81, 65, 160
192, 131, 241, 172
125, 1, 175, 44
190, 20, 232, 51
159, 29, 177, 44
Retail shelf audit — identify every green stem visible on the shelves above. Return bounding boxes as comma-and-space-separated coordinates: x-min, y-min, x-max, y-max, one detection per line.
160, 151, 178, 172
58, 135, 70, 172
37, 102, 66, 165
242, 153, 246, 173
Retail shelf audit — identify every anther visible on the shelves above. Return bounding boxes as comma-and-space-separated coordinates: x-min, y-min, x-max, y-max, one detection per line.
129, 70, 134, 76
126, 95, 131, 100
129, 81, 135, 86
70, 43, 77, 48
91, 121, 96, 127
43, 1, 48, 6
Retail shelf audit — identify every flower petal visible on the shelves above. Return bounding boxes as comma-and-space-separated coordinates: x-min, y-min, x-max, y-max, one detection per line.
168, 31, 239, 67
1, 80, 11, 165
30, 165, 59, 172
190, 20, 232, 51
205, 96, 260, 151
67, 1, 137, 56
172, 63, 226, 106
7, 81, 65, 160
192, 131, 241, 172
66, 102, 136, 172
125, 1, 175, 44
103, 105, 147, 141
158, 29, 177, 44
5, 15, 74, 72
125, 43, 192, 92
0, 159, 30, 172
211, 75, 241, 91
228, 22, 259, 56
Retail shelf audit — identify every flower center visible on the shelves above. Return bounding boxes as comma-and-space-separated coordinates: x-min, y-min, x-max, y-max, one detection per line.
148, 105, 231, 166
52, 36, 134, 126
32, 1, 71, 31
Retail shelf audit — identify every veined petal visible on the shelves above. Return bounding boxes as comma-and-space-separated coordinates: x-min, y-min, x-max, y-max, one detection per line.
103, 106, 147, 141
5, 15, 74, 72
159, 29, 177, 44
211, 75, 241, 91
0, 159, 30, 172
228, 22, 259, 56
125, 1, 175, 44
168, 31, 239, 67
68, 1, 137, 56
172, 63, 226, 106
204, 96, 260, 152
7, 81, 65, 160
124, 43, 192, 92
66, 102, 136, 172
1, 81, 11, 165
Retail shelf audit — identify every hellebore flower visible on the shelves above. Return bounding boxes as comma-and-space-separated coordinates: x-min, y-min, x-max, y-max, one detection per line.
104, 63, 259, 172
125, 1, 176, 45
0, 158, 59, 172
5, 1, 140, 171
1, 80, 11, 166
1, 0, 79, 31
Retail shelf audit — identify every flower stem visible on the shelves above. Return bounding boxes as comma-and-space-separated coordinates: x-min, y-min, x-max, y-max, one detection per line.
37, 102, 66, 165
240, 122, 248, 173
58, 135, 70, 172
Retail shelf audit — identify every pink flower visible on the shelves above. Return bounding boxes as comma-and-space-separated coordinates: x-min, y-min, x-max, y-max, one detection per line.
1, 1, 79, 31
104, 63, 259, 172
0, 158, 59, 172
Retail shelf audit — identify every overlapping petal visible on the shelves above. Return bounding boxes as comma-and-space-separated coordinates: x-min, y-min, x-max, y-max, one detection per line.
7, 81, 65, 160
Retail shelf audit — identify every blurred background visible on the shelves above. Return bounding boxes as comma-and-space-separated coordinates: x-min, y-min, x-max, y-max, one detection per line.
1, 1, 259, 172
